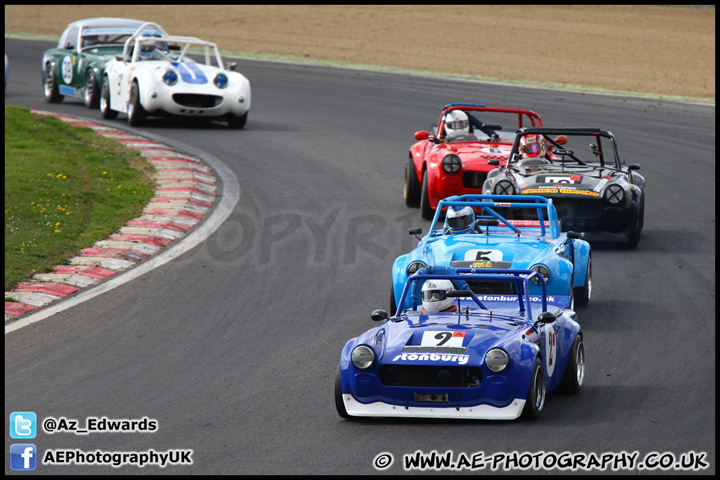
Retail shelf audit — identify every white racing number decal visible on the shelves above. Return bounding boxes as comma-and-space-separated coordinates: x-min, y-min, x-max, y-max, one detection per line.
464, 249, 503, 263
421, 331, 466, 348
481, 147, 510, 155
61, 56, 74, 84
543, 175, 582, 184
544, 326, 557, 377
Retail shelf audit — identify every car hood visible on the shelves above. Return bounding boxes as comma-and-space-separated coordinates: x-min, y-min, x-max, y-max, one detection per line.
437, 142, 513, 169
369, 314, 530, 366
512, 164, 620, 197
421, 234, 552, 268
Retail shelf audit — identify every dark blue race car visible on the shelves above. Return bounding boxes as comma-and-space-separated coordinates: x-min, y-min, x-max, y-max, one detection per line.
336, 269, 585, 420
392, 195, 592, 314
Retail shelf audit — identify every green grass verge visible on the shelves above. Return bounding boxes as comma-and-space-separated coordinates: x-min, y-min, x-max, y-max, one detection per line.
4, 105, 156, 291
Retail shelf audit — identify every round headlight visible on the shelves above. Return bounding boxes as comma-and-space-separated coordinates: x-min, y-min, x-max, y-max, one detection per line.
604, 184, 624, 205
351, 345, 375, 370
442, 154, 462, 174
485, 348, 509, 373
530, 265, 550, 286
407, 261, 427, 276
214, 72, 229, 89
493, 179, 516, 195
162, 69, 178, 86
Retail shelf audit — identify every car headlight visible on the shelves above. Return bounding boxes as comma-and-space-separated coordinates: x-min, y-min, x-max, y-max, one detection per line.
442, 154, 461, 174
162, 69, 178, 86
493, 179, 516, 195
530, 265, 550, 285
407, 261, 427, 276
485, 348, 509, 373
214, 72, 229, 89
351, 345, 375, 370
604, 184, 625, 205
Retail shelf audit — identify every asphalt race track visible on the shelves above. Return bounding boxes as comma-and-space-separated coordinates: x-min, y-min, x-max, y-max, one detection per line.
4, 38, 715, 475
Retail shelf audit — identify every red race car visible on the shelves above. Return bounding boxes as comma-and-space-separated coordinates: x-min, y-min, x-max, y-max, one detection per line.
405, 103, 543, 219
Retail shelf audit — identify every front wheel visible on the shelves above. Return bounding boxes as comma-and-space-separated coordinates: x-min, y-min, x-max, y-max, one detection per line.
404, 157, 421, 207
335, 365, 353, 419
389, 286, 397, 316
573, 254, 591, 308
419, 170, 435, 220
521, 357, 546, 420
100, 78, 118, 119
227, 111, 248, 129
43, 65, 63, 103
84, 72, 100, 108
557, 334, 585, 394
127, 81, 146, 127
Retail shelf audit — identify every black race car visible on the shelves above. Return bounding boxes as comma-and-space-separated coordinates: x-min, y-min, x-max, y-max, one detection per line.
482, 128, 645, 248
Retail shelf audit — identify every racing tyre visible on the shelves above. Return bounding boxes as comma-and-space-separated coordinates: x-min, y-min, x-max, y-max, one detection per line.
43, 64, 63, 103
557, 334, 585, 394
521, 357, 545, 420
389, 287, 397, 316
573, 254, 591, 308
84, 72, 100, 108
404, 157, 421, 207
128, 81, 146, 127
624, 216, 641, 249
419, 170, 435, 220
227, 112, 248, 129
100, 79, 118, 119
335, 365, 354, 419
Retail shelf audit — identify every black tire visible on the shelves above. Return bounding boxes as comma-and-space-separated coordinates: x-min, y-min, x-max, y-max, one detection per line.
521, 357, 546, 420
227, 111, 248, 129
43, 64, 63, 103
100, 78, 118, 119
128, 81, 146, 127
573, 254, 591, 308
557, 334, 585, 394
624, 216, 641, 249
419, 170, 435, 220
390, 286, 397, 316
404, 157, 421, 207
335, 365, 353, 419
84, 71, 100, 108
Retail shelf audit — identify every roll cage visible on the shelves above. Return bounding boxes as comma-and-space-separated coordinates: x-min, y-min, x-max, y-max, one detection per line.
121, 28, 226, 68
436, 103, 543, 141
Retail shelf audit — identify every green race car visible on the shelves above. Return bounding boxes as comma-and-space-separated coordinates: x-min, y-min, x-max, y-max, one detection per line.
41, 17, 167, 108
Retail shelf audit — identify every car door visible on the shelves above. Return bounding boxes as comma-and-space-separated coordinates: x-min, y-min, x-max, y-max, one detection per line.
538, 319, 559, 381
56, 26, 82, 95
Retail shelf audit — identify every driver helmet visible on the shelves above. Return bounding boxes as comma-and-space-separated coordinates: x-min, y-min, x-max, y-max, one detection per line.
519, 133, 546, 158
137, 34, 157, 59
444, 205, 475, 234
444, 110, 470, 139
421, 279, 455, 314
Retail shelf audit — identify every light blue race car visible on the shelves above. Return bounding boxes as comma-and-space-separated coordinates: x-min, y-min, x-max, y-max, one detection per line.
336, 269, 585, 420
391, 195, 591, 314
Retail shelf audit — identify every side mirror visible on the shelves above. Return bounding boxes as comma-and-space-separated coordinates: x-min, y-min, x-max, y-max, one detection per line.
488, 159, 499, 166
225, 61, 237, 71
566, 231, 582, 239
554, 135, 568, 145
536, 311, 556, 324
414, 130, 430, 141
371, 309, 389, 322
628, 164, 640, 171
408, 227, 422, 236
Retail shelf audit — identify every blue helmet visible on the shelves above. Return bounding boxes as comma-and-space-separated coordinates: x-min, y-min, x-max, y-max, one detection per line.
444, 205, 475, 234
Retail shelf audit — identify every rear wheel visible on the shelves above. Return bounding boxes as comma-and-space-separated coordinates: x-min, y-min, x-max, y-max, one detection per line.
521, 357, 545, 420
557, 334, 585, 394
404, 157, 421, 207
573, 254, 591, 307
127, 81, 146, 127
419, 170, 434, 220
43, 64, 63, 103
84, 72, 100, 108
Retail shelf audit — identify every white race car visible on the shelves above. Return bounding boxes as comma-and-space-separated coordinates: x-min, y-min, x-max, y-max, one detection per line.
101, 28, 251, 128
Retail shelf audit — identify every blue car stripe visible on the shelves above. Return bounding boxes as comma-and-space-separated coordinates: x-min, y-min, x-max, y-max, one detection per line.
171, 62, 208, 85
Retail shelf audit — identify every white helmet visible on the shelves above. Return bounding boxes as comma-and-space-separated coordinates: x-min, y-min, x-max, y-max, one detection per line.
421, 279, 455, 313
519, 133, 546, 158
444, 110, 470, 139
444, 205, 476, 234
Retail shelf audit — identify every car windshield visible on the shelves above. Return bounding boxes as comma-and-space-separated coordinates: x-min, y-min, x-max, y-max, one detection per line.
513, 132, 621, 169
81, 27, 164, 49
443, 110, 540, 144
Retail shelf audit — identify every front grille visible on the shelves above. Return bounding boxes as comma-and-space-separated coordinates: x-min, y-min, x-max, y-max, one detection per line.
462, 171, 487, 189
172, 94, 222, 108
379, 365, 482, 388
